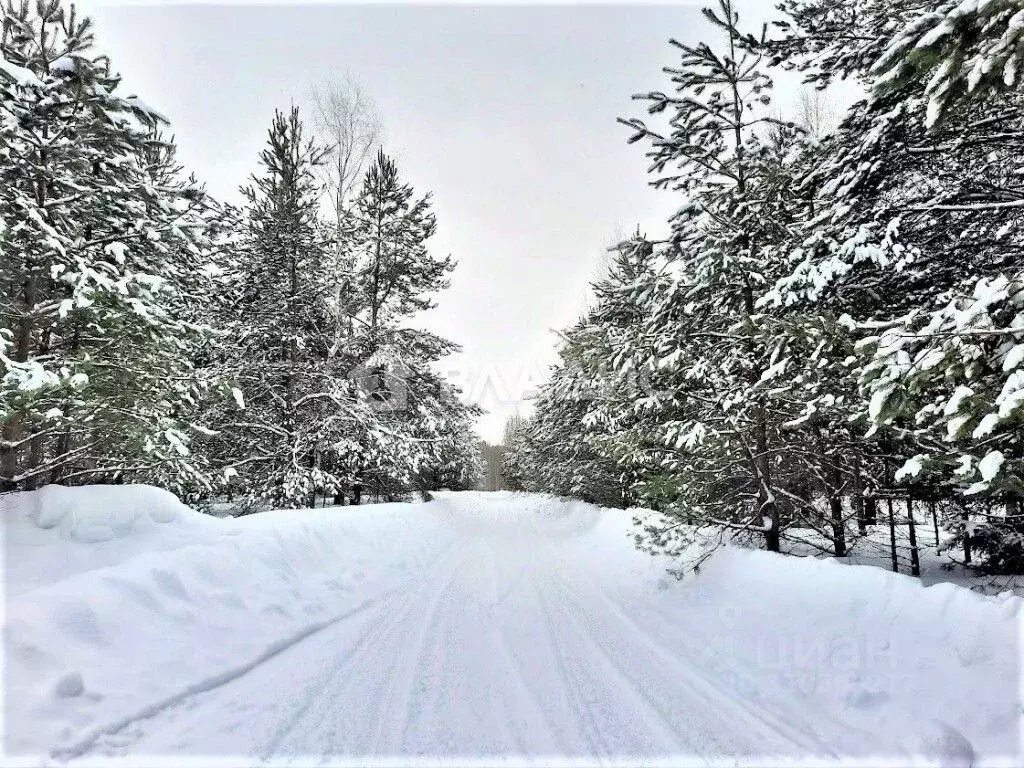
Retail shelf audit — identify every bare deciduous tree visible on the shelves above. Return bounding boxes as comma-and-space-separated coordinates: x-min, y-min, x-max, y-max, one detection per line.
310, 76, 383, 219
310, 76, 383, 348
797, 87, 834, 139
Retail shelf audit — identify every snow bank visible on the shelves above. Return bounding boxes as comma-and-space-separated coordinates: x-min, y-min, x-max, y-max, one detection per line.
2, 486, 457, 758
1, 484, 223, 595
658, 546, 1023, 766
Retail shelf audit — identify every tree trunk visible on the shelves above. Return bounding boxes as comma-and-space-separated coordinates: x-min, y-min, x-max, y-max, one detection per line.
830, 496, 846, 556
816, 430, 846, 557
307, 449, 318, 509
930, 499, 940, 548
369, 205, 384, 343
962, 509, 972, 565
1, 271, 40, 490
0, 422, 21, 492
864, 495, 878, 526
742, 283, 778, 553
853, 452, 867, 535
5, 129, 57, 490
887, 496, 899, 573
883, 458, 898, 572
760, 460, 780, 552
906, 494, 920, 577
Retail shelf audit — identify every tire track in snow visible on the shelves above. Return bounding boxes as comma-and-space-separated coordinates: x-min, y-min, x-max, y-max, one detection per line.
543, 549, 851, 759
257, 535, 477, 759
385, 536, 555, 758
498, 503, 629, 758
533, 542, 766, 760
527, 568, 619, 759
585, 580, 894, 757
54, 591, 391, 762
542, 579, 727, 758
73, 529, 468, 762
366, 540, 481, 755
552, 571, 806, 756
480, 538, 570, 757
526, 526, 833, 758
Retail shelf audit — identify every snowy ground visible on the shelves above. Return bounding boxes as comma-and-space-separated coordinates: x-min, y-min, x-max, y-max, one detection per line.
758, 514, 1024, 597
2, 488, 1021, 766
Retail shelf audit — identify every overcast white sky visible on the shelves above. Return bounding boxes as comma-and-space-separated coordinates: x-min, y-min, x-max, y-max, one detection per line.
77, 0, 833, 442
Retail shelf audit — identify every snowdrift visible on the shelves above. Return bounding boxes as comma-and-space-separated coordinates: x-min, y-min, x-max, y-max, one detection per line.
2, 486, 458, 758
658, 546, 1022, 765
2, 484, 223, 595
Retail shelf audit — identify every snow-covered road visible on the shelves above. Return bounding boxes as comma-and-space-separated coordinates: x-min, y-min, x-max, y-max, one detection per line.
5, 489, 1021, 766
88, 495, 857, 763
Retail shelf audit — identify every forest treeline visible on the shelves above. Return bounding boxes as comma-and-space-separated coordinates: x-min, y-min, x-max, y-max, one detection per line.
0, 1, 481, 508
507, 0, 1024, 575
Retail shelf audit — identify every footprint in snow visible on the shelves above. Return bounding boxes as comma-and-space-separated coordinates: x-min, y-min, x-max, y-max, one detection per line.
54, 671, 85, 698
845, 688, 889, 710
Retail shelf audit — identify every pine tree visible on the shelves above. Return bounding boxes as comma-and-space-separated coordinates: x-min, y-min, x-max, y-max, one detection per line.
768, 0, 1024, 571
517, 335, 627, 507
618, 0, 789, 551
515, 236, 658, 509
217, 107, 354, 508
0, 0, 219, 494
340, 150, 469, 499
500, 413, 527, 491
347, 150, 454, 344
872, 0, 1024, 127
520, 3, 884, 561
410, 376, 482, 494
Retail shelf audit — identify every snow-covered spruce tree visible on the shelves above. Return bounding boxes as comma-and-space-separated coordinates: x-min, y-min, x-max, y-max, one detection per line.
409, 374, 482, 494
500, 413, 528, 491
767, 0, 1024, 320
558, 235, 665, 509
767, 7, 1024, 319
347, 150, 455, 342
769, 0, 915, 89
860, 277, 1024, 572
605, 130, 865, 558
866, 1, 1024, 572
0, 0, 220, 494
182, 200, 251, 503
743, 127, 892, 559
768, 0, 1024, 572
517, 336, 628, 508
217, 107, 357, 508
